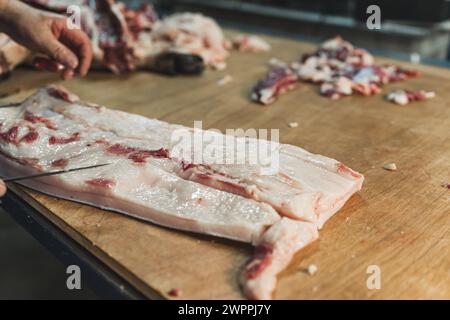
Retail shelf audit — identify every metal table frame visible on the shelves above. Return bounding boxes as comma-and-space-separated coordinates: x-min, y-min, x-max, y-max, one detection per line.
1, 190, 146, 300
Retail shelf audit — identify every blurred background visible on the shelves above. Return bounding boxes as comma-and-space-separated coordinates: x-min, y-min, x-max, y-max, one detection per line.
148, 0, 450, 66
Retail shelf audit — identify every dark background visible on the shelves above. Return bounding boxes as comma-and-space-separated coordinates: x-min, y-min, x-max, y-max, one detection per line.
154, 0, 450, 65
0, 207, 97, 299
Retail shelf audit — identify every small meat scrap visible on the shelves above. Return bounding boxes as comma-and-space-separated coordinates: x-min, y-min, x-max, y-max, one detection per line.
307, 264, 318, 276
269, 57, 288, 68
232, 34, 271, 52
386, 89, 435, 105
383, 163, 397, 171
251, 64, 298, 105
217, 74, 233, 86
320, 77, 353, 100
168, 288, 182, 298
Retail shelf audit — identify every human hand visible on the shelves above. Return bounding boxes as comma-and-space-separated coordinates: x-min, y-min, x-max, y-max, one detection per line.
0, 0, 92, 79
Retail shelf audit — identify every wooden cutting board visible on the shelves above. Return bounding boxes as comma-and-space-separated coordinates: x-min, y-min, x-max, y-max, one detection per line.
1, 30, 449, 299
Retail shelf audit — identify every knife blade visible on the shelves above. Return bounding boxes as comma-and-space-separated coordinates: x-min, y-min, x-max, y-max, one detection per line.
2, 163, 111, 183
0, 102, 21, 108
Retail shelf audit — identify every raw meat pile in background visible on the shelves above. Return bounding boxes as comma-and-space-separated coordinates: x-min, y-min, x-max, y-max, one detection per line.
252, 36, 420, 105
0, 0, 269, 76
251, 59, 299, 105
0, 86, 363, 299
386, 89, 435, 105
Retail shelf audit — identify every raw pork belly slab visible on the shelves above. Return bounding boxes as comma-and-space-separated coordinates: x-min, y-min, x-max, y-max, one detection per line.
34, 89, 363, 228
0, 86, 363, 299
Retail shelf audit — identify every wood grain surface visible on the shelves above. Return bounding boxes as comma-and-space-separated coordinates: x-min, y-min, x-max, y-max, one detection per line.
1, 30, 449, 299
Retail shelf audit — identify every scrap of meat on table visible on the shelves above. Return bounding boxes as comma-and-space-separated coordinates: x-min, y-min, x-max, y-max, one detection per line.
0, 85, 363, 299
231, 34, 271, 52
386, 89, 435, 105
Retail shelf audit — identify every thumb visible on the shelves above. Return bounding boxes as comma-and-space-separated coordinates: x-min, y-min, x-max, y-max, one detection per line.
0, 180, 6, 197
44, 37, 79, 70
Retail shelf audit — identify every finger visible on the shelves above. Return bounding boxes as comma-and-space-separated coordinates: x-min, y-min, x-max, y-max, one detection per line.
61, 68, 74, 80
32, 57, 73, 80
44, 36, 79, 70
32, 57, 65, 73
0, 180, 6, 197
57, 24, 93, 76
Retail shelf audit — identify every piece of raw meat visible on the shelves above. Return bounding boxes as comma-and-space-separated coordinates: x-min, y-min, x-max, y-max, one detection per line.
320, 76, 354, 99
33, 87, 363, 228
0, 86, 363, 299
1, 154, 281, 243
231, 34, 271, 52
0, 88, 279, 243
240, 218, 318, 300
251, 63, 299, 105
148, 13, 229, 70
2, 85, 364, 228
386, 89, 435, 105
